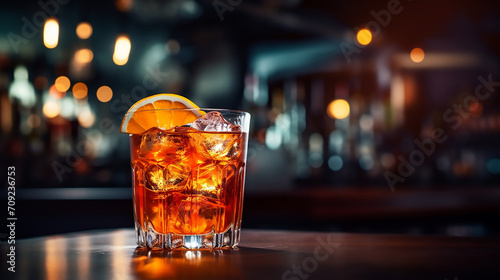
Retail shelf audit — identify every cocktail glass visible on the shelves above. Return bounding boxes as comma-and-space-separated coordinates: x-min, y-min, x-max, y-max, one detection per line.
128, 109, 250, 249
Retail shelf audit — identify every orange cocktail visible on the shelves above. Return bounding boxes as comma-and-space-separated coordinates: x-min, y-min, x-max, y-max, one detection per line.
121, 94, 250, 249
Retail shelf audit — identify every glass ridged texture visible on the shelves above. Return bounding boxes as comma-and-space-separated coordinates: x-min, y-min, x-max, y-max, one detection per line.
129, 109, 250, 249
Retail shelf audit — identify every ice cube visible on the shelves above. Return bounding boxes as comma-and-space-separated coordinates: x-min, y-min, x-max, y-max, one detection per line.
171, 194, 221, 235
190, 112, 244, 161
164, 162, 191, 188
145, 164, 165, 191
192, 111, 241, 132
192, 161, 224, 198
139, 127, 192, 162
144, 162, 191, 191
191, 132, 243, 161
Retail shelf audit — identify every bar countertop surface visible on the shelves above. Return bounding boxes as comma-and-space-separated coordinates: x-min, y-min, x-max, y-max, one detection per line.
2, 229, 500, 279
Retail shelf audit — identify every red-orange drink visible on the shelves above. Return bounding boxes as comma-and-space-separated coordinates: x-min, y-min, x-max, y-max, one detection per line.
128, 110, 249, 249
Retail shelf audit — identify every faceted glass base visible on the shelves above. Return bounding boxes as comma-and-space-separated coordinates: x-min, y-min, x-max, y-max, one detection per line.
135, 221, 241, 249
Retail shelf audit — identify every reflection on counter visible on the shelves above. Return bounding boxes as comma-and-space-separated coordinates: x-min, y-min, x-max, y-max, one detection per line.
131, 248, 242, 280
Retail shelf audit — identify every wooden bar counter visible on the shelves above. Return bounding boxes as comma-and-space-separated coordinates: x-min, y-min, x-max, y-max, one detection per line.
2, 229, 499, 279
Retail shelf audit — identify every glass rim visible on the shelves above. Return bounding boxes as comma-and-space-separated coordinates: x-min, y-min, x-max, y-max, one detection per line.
124, 108, 250, 116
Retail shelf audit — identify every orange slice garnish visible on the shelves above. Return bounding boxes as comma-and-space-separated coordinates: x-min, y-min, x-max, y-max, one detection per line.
120, 94, 203, 134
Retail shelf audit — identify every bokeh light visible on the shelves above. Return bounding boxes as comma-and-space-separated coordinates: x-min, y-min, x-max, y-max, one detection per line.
410, 48, 425, 63
75, 48, 94, 64
72, 82, 88, 99
76, 22, 93, 39
49, 85, 66, 99
60, 97, 75, 119
27, 114, 41, 128
356, 29, 372, 46
55, 76, 71, 92
166, 39, 180, 54
359, 155, 374, 170
328, 155, 343, 171
380, 153, 396, 168
43, 100, 60, 118
43, 18, 59, 49
327, 99, 350, 119
468, 101, 483, 118
78, 107, 95, 128
115, 0, 133, 12
113, 35, 131, 66
97, 86, 113, 102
